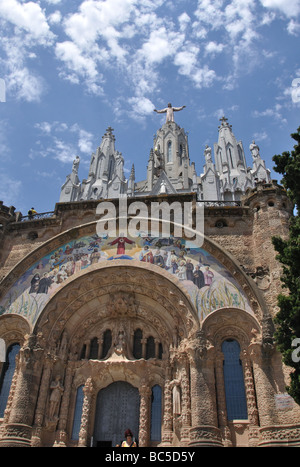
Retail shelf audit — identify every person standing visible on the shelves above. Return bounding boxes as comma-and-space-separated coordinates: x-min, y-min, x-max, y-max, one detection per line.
121, 429, 137, 447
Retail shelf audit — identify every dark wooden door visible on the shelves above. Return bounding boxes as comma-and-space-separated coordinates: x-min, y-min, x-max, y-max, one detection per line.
93, 381, 140, 447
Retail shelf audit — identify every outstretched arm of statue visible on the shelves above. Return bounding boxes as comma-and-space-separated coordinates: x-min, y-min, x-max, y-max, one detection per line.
154, 108, 167, 113
173, 105, 186, 111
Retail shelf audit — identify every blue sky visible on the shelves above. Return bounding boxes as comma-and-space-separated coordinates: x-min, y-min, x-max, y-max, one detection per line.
0, 0, 299, 215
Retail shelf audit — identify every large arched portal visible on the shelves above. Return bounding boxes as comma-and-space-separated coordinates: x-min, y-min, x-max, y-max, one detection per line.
93, 382, 140, 447
24, 262, 200, 447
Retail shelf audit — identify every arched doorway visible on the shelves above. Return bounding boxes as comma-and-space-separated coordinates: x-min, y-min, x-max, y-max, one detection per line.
93, 381, 140, 447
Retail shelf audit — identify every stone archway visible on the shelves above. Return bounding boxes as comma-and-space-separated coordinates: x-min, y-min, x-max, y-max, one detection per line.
25, 262, 199, 447
34, 260, 200, 348
93, 381, 140, 447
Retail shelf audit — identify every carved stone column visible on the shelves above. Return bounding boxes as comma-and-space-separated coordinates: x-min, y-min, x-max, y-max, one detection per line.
242, 350, 259, 446
160, 369, 173, 446
188, 333, 223, 447
214, 350, 232, 447
138, 383, 152, 447
31, 355, 54, 447
0, 334, 44, 447
250, 343, 277, 428
85, 341, 91, 359
179, 357, 191, 445
54, 362, 75, 446
141, 338, 147, 359
250, 342, 282, 446
78, 377, 94, 447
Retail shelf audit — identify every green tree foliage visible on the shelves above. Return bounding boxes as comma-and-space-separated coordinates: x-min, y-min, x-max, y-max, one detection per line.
272, 126, 300, 405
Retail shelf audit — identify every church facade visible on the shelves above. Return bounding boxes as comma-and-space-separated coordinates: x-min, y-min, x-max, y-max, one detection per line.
0, 115, 300, 447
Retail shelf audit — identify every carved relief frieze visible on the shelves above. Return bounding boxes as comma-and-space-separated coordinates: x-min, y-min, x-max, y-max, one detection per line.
202, 308, 261, 351
36, 264, 199, 354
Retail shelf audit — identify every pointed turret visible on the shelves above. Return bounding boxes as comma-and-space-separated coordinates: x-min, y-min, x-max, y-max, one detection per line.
59, 127, 127, 202
127, 164, 136, 197
214, 116, 252, 201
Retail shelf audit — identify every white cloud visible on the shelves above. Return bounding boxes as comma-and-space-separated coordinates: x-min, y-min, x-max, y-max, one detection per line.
63, 0, 135, 52
287, 19, 300, 35
260, 0, 300, 18
128, 96, 155, 117
253, 130, 269, 141
205, 41, 224, 55
32, 121, 96, 164
43, 0, 62, 4
252, 104, 288, 123
0, 0, 54, 43
174, 47, 199, 76
8, 68, 44, 102
55, 41, 97, 79
139, 27, 184, 64
71, 125, 94, 154
178, 12, 191, 31
48, 10, 62, 25
0, 0, 54, 102
52, 0, 274, 103
55, 41, 104, 94
194, 0, 225, 29
193, 66, 217, 88
1, 0, 298, 117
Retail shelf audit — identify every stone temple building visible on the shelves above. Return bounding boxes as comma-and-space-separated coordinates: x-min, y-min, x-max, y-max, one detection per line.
59, 115, 271, 203
0, 110, 299, 447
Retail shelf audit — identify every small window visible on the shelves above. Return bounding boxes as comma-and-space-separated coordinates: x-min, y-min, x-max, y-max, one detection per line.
146, 336, 155, 359
27, 231, 38, 240
228, 147, 234, 168
101, 330, 112, 359
133, 329, 143, 359
89, 337, 99, 360
222, 339, 248, 420
167, 141, 172, 163
215, 220, 227, 228
80, 344, 86, 360
150, 385, 162, 442
179, 144, 183, 165
108, 156, 115, 180
71, 385, 84, 440
238, 146, 244, 162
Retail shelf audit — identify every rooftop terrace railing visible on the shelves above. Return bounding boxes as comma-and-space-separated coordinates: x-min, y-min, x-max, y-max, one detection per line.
19, 211, 55, 222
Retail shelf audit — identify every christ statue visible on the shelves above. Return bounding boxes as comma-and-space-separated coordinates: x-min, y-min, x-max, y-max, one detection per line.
154, 103, 186, 123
